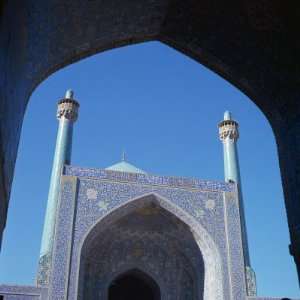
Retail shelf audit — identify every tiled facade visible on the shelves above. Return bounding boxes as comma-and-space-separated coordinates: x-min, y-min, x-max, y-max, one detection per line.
0, 285, 47, 299
0, 167, 298, 299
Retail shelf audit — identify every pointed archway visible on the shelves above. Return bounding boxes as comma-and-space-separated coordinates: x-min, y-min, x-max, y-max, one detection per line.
108, 269, 160, 300
78, 193, 223, 300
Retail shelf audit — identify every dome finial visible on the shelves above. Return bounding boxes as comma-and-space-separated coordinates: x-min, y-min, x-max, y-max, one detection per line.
121, 150, 126, 162
106, 153, 146, 174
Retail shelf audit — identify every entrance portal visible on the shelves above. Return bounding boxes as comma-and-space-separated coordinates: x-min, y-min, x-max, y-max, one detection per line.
108, 269, 160, 300
79, 197, 205, 299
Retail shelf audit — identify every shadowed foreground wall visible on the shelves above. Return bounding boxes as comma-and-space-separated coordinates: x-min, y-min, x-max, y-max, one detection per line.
0, 0, 300, 281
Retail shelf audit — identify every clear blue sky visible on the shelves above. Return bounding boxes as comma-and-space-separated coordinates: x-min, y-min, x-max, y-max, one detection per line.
0, 42, 298, 297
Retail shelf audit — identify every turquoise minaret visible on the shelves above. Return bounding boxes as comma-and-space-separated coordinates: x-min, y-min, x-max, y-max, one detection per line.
37, 90, 79, 285
219, 111, 257, 296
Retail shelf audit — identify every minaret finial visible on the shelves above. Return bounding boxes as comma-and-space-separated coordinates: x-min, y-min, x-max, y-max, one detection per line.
122, 150, 126, 162
65, 89, 74, 99
224, 110, 231, 121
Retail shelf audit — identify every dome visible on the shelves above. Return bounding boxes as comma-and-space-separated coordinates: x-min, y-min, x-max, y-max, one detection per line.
105, 155, 146, 174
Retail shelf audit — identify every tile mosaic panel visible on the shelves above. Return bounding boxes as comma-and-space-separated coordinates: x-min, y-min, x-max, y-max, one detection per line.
51, 168, 242, 300
0, 284, 47, 299
64, 166, 234, 192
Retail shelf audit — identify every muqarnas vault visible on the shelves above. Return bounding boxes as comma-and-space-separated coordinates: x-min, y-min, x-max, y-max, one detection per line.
0, 91, 295, 300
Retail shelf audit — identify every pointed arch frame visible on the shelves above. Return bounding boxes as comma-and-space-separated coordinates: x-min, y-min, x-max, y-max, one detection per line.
77, 192, 224, 300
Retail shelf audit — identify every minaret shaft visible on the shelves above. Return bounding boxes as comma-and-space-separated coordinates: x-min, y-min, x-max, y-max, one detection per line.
223, 140, 240, 183
39, 118, 73, 257
223, 137, 250, 266
219, 111, 256, 296
37, 90, 79, 286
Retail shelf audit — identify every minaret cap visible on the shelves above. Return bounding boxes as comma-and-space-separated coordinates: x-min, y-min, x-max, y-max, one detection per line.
65, 89, 74, 99
224, 110, 232, 121
218, 111, 239, 141
57, 89, 79, 121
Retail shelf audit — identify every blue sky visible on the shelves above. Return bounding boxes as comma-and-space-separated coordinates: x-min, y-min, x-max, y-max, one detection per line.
0, 41, 298, 297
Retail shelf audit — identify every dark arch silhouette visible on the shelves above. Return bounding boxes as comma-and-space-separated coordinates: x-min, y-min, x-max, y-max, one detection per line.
108, 269, 161, 300
1, 1, 300, 286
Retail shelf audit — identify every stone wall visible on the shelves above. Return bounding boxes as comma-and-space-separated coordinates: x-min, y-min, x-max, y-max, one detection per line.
0, 285, 297, 300
0, 285, 47, 299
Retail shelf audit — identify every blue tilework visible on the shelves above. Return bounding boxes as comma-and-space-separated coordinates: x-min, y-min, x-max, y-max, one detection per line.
224, 191, 248, 298
49, 177, 78, 300
1, 168, 297, 300
51, 169, 242, 300
64, 166, 234, 192
78, 207, 205, 299
0, 284, 47, 299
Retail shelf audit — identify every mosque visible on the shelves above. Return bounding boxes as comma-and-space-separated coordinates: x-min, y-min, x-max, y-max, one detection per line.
0, 90, 293, 300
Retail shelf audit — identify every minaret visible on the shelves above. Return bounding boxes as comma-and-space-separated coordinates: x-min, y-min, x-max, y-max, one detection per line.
218, 111, 257, 296
37, 90, 79, 286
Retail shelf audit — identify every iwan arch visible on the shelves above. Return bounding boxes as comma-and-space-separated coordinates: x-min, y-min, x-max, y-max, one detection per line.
1, 1, 300, 299
76, 193, 222, 300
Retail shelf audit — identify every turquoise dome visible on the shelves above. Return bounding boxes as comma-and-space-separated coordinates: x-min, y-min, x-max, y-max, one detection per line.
105, 160, 146, 174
